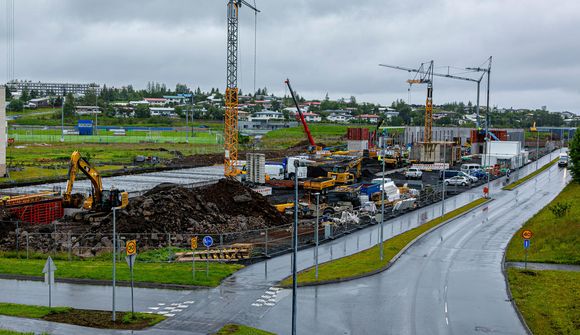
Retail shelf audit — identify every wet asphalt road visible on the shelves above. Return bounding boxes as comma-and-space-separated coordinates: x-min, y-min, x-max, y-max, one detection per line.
0, 151, 567, 334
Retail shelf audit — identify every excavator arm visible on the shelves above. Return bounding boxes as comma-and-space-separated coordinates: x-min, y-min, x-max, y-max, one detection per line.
63, 151, 104, 209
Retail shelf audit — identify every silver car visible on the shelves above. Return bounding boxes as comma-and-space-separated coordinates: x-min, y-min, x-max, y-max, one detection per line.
444, 176, 471, 186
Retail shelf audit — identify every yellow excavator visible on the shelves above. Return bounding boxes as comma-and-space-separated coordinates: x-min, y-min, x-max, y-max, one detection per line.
63, 151, 128, 214
327, 157, 363, 184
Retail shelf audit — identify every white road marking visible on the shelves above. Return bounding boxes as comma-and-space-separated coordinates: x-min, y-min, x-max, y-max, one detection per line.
171, 303, 179, 306
256, 299, 266, 303
268, 299, 276, 302
270, 287, 282, 291
261, 295, 272, 299
157, 311, 168, 314
158, 303, 166, 306
445, 316, 449, 325
164, 307, 175, 310
251, 303, 262, 307
165, 313, 175, 317
264, 303, 275, 306
172, 309, 183, 312
184, 301, 195, 304
177, 305, 188, 308
444, 302, 448, 313
148, 307, 160, 310
265, 291, 276, 295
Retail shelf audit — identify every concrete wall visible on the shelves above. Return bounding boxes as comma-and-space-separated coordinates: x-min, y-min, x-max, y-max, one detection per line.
486, 141, 521, 155
0, 86, 6, 176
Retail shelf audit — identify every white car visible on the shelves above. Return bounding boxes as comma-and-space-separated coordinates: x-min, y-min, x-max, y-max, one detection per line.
404, 168, 423, 179
444, 176, 471, 186
458, 171, 478, 183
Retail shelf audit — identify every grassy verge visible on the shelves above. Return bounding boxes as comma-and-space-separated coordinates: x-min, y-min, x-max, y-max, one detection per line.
215, 324, 275, 335
280, 197, 488, 286
503, 158, 558, 190
0, 330, 36, 335
507, 269, 580, 335
0, 302, 164, 330
0, 256, 242, 287
506, 182, 580, 264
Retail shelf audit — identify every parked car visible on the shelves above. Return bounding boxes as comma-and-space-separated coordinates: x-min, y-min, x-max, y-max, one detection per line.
439, 170, 461, 179
558, 154, 569, 167
458, 171, 478, 183
404, 168, 423, 179
469, 169, 488, 180
444, 176, 471, 186
460, 163, 481, 174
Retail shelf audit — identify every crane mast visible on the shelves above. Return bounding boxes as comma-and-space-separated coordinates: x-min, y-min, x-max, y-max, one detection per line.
224, 0, 259, 177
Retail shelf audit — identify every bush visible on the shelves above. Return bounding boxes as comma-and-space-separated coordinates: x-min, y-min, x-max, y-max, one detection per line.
549, 202, 571, 218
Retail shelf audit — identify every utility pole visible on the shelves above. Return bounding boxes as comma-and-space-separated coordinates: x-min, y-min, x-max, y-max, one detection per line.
291, 160, 299, 335
380, 134, 385, 260
536, 130, 540, 170
485, 57, 492, 192
442, 140, 446, 215
60, 95, 65, 142
112, 207, 117, 322
314, 192, 320, 280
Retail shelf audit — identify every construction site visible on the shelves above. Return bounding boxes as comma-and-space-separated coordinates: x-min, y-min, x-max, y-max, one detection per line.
0, 2, 566, 267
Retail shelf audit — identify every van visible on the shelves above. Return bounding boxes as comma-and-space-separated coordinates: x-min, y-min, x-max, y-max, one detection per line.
460, 163, 481, 174
265, 164, 285, 180
558, 154, 569, 167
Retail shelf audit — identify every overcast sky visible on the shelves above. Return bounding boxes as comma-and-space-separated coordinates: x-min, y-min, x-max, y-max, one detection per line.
2, 0, 579, 112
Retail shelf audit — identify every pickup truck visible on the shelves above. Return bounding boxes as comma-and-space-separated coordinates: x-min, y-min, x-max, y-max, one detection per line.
404, 168, 423, 179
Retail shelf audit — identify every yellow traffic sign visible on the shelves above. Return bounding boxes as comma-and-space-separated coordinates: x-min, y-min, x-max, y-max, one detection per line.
126, 240, 137, 256
521, 230, 533, 239
191, 237, 198, 250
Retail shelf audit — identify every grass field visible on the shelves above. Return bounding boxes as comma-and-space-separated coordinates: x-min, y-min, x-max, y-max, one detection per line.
0, 302, 164, 330
506, 182, 580, 264
503, 158, 558, 190
507, 269, 580, 335
0, 255, 243, 287
0, 330, 36, 335
215, 324, 275, 335
280, 198, 487, 286
261, 124, 372, 149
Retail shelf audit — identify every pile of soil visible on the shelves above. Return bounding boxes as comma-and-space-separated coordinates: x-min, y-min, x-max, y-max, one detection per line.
43, 310, 160, 330
96, 179, 288, 235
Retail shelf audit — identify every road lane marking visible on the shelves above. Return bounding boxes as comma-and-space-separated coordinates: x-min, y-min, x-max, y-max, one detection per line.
148, 307, 160, 310
445, 302, 448, 313
165, 313, 175, 317
445, 316, 449, 325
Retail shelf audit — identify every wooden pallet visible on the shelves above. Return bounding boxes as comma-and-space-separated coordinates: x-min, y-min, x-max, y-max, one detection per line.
175, 243, 253, 262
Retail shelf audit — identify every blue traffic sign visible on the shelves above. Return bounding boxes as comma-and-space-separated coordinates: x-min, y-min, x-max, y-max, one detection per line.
524, 239, 530, 249
203, 236, 214, 248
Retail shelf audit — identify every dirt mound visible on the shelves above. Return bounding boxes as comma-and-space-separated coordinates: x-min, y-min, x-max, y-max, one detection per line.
97, 179, 288, 235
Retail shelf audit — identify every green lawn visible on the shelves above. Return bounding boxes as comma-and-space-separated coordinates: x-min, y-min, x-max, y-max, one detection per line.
503, 158, 558, 190
506, 182, 580, 264
507, 269, 580, 335
0, 330, 36, 335
0, 256, 243, 287
215, 324, 275, 335
261, 124, 373, 149
280, 197, 487, 285
0, 302, 164, 330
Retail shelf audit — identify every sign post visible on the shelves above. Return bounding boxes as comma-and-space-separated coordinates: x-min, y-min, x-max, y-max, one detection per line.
125, 240, 137, 317
43, 256, 57, 308
191, 237, 198, 279
521, 230, 533, 269
203, 236, 213, 277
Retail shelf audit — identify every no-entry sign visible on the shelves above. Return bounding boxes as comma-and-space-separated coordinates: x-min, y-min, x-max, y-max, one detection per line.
521, 230, 533, 239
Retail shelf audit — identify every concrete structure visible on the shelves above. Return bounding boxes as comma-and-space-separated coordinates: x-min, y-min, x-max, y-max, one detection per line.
0, 87, 5, 176
7, 80, 101, 96
403, 126, 525, 150
239, 120, 298, 136
144, 98, 167, 106
150, 107, 177, 117
410, 141, 461, 164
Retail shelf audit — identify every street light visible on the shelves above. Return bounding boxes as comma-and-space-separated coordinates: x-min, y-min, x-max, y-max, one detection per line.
314, 192, 320, 280
112, 206, 117, 321
60, 95, 65, 142
379, 134, 385, 261
291, 160, 299, 335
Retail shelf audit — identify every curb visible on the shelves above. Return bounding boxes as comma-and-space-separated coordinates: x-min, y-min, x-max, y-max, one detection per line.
0, 273, 206, 290
502, 250, 533, 335
281, 198, 493, 288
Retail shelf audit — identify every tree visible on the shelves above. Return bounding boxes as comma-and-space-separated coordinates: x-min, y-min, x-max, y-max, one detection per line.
5, 87, 12, 100
7, 99, 24, 112
20, 88, 30, 102
135, 104, 151, 118
63, 93, 75, 117
569, 128, 580, 183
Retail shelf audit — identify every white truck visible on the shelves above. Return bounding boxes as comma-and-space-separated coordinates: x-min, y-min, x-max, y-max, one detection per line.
404, 168, 423, 179
284, 156, 310, 180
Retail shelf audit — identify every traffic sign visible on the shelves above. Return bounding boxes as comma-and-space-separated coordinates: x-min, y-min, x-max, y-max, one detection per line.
126, 240, 137, 255
42, 256, 57, 275
203, 236, 213, 248
191, 237, 198, 249
524, 239, 530, 249
521, 229, 533, 239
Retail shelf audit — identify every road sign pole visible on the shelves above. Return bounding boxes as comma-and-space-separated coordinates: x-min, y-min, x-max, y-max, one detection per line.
524, 248, 528, 270
112, 208, 117, 322
315, 192, 320, 280
292, 161, 299, 335
130, 264, 135, 316
206, 246, 209, 277
48, 261, 52, 308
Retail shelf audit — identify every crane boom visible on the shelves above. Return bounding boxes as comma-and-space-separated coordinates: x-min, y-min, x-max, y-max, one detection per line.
285, 79, 316, 147
224, 0, 259, 177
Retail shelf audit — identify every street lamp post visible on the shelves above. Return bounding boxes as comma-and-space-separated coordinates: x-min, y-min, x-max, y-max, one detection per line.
60, 95, 65, 142
380, 136, 385, 260
442, 140, 447, 215
314, 192, 320, 280
291, 160, 299, 335
112, 207, 117, 322
536, 130, 540, 170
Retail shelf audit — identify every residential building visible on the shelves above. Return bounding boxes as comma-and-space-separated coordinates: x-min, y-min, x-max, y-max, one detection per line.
327, 111, 353, 123
28, 97, 51, 108
7, 80, 101, 96
238, 110, 250, 121
357, 114, 380, 123
75, 106, 101, 115
163, 95, 186, 104
250, 110, 284, 121
150, 107, 177, 117
144, 98, 167, 106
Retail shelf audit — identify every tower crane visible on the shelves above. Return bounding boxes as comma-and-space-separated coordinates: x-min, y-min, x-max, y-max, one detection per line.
224, 0, 260, 177
379, 61, 435, 142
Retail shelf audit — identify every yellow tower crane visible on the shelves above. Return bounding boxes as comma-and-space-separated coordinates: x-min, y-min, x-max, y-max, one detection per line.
224, 0, 260, 177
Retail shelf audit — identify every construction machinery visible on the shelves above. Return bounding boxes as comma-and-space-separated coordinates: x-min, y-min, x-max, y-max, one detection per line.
303, 177, 336, 193
224, 0, 260, 177
285, 78, 321, 153
327, 157, 363, 184
63, 151, 128, 213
